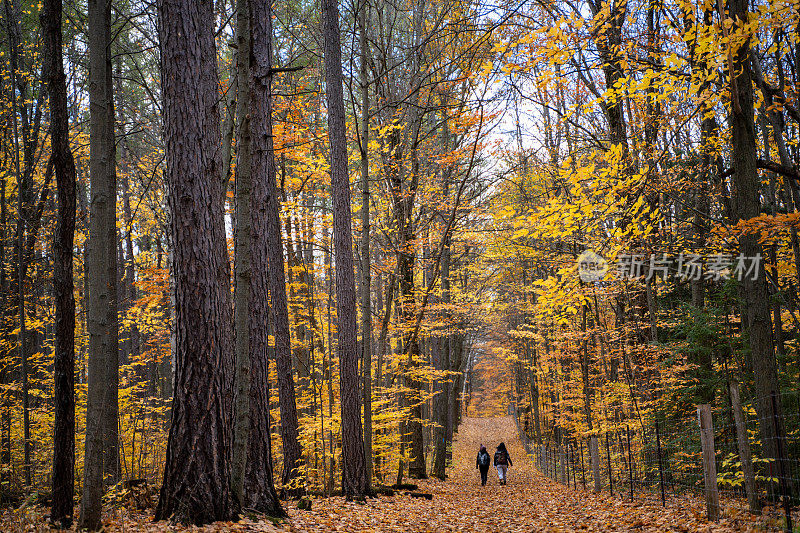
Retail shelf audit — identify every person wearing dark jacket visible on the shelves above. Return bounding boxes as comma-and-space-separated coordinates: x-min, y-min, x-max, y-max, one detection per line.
494, 442, 512, 485
476, 444, 491, 485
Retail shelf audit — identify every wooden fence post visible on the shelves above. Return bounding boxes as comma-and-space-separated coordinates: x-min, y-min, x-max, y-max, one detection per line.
572, 444, 577, 489
728, 382, 760, 514
540, 444, 544, 472
547, 445, 551, 479
655, 420, 665, 506
697, 404, 720, 521
566, 444, 571, 487
606, 432, 613, 497
571, 444, 577, 489
626, 425, 633, 500
590, 435, 601, 493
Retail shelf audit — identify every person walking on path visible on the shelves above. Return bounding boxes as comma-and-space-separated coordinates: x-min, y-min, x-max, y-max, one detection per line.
494, 442, 512, 485
476, 444, 491, 486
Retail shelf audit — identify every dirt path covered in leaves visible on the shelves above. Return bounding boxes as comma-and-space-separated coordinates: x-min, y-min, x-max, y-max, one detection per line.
287, 415, 753, 532
2, 415, 759, 532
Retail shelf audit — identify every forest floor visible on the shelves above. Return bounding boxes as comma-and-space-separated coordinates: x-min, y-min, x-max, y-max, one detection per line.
3, 415, 768, 532
286, 416, 762, 533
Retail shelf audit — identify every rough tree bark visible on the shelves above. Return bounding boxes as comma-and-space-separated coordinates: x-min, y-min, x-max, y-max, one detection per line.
80, 0, 119, 526
231, 0, 253, 504
260, 20, 304, 499
0, 66, 8, 486
41, 0, 77, 523
4, 0, 32, 488
727, 0, 785, 477
155, 0, 237, 523
358, 0, 373, 486
432, 108, 451, 480
431, 232, 450, 480
245, 0, 289, 514
321, 0, 369, 497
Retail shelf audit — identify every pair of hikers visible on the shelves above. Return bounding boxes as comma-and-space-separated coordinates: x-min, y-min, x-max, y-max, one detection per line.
475, 442, 513, 486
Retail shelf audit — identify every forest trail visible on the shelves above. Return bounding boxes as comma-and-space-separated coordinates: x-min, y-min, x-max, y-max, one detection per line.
286, 415, 743, 532
3, 415, 758, 532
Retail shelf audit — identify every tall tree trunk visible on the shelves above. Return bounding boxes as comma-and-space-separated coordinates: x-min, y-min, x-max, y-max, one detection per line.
246, 0, 289, 513
0, 63, 8, 484
264, 60, 304, 503
358, 0, 373, 486
432, 108, 452, 478
324, 222, 336, 494
404, 0, 427, 481
41, 0, 77, 522
4, 0, 32, 488
432, 232, 450, 480
155, 0, 236, 523
119, 153, 138, 364
727, 0, 785, 483
321, 0, 369, 497
80, 0, 119, 526
231, 0, 253, 504
689, 6, 718, 310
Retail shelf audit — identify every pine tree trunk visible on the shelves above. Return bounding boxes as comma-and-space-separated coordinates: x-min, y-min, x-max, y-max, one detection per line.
0, 76, 8, 484
80, 0, 119, 525
41, 0, 76, 522
263, 60, 304, 503
231, 0, 253, 504
358, 0, 373, 487
324, 227, 336, 494
155, 0, 236, 523
321, 0, 368, 497
246, 0, 289, 513
4, 0, 32, 488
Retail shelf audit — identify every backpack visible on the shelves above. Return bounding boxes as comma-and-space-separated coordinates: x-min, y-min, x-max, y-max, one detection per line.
494, 450, 507, 465
478, 451, 489, 467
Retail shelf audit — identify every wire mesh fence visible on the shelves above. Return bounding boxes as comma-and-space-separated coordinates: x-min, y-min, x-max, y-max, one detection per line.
513, 388, 800, 532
